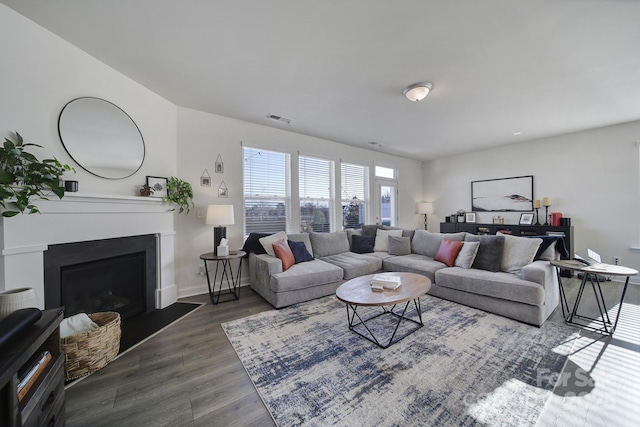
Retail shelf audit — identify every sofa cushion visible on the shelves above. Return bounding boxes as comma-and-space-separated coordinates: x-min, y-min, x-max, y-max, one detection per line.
435, 267, 544, 306
351, 234, 374, 254
321, 252, 382, 280
309, 231, 350, 258
454, 241, 480, 269
464, 234, 505, 272
412, 230, 466, 257
273, 239, 295, 271
374, 229, 403, 252
259, 231, 287, 257
383, 253, 447, 283
500, 234, 542, 274
383, 226, 416, 240
434, 239, 464, 267
287, 240, 314, 263
270, 259, 344, 293
388, 236, 411, 256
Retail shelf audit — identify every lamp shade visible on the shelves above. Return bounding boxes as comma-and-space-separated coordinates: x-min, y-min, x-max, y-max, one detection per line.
206, 204, 235, 225
417, 202, 433, 215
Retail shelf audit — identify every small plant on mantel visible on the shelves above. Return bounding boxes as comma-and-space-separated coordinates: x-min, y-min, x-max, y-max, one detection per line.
0, 132, 74, 217
164, 176, 194, 214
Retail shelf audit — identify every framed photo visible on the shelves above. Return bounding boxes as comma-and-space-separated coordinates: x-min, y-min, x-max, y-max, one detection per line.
519, 212, 535, 225
146, 176, 168, 198
218, 187, 228, 198
471, 175, 534, 212
465, 212, 476, 223
200, 176, 211, 187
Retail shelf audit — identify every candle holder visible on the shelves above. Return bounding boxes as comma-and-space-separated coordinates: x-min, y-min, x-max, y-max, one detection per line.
543, 205, 551, 226
534, 207, 540, 225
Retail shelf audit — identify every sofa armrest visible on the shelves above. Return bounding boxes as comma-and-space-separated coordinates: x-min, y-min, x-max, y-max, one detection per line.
521, 260, 559, 315
249, 253, 283, 288
521, 260, 553, 287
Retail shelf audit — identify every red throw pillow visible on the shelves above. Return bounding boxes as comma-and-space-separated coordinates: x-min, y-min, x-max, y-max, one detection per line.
272, 239, 295, 271
434, 239, 464, 267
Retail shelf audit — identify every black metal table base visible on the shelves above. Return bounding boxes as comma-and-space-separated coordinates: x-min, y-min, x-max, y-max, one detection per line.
345, 298, 423, 349
203, 258, 242, 304
556, 268, 630, 335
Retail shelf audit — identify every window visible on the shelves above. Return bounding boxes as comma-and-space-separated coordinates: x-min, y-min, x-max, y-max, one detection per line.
299, 155, 333, 232
379, 183, 397, 226
341, 162, 368, 229
375, 165, 396, 179
243, 147, 291, 236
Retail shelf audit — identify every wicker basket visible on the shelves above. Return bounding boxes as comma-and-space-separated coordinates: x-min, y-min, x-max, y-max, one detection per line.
61, 311, 121, 381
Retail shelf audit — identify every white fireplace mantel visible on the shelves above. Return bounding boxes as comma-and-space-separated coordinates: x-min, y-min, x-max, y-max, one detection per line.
0, 193, 177, 309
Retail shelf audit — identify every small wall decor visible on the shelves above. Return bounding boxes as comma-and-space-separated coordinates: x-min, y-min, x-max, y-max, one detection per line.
200, 169, 211, 187
215, 155, 224, 174
465, 212, 476, 223
146, 176, 168, 198
218, 180, 228, 198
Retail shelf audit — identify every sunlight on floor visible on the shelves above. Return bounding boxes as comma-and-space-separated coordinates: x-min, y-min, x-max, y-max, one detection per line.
538, 302, 640, 427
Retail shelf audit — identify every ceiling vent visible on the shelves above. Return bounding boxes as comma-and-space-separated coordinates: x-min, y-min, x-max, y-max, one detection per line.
266, 114, 292, 125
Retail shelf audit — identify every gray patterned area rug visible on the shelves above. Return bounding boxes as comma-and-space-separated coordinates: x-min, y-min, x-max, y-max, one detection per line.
222, 295, 578, 427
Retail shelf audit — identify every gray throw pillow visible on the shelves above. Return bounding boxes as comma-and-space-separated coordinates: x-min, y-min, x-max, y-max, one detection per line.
309, 231, 350, 258
388, 236, 411, 256
464, 234, 505, 272
362, 224, 383, 238
346, 229, 363, 249
454, 241, 480, 269
500, 234, 542, 274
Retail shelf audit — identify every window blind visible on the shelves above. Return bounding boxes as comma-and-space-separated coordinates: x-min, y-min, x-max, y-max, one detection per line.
243, 147, 291, 236
341, 162, 368, 229
299, 155, 333, 233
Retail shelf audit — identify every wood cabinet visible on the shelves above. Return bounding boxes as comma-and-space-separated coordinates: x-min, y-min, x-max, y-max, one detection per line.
0, 308, 65, 427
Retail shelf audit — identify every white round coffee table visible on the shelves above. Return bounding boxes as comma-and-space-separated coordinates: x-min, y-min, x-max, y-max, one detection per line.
336, 272, 431, 348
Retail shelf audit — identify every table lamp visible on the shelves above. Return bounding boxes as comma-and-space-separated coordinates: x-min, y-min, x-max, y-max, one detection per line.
206, 204, 235, 255
417, 202, 433, 230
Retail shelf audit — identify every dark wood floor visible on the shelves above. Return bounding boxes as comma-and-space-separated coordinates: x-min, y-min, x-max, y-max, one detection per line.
64, 276, 639, 427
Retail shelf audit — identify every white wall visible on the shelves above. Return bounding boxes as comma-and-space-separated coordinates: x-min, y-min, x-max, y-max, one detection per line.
175, 107, 424, 297
0, 4, 178, 300
0, 4, 177, 196
424, 120, 640, 280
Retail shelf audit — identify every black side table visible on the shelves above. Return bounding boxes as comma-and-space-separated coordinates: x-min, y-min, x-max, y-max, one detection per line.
200, 251, 246, 304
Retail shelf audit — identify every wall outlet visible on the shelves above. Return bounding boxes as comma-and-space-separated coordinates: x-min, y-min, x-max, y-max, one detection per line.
198, 266, 206, 276
196, 209, 204, 219
612, 256, 620, 265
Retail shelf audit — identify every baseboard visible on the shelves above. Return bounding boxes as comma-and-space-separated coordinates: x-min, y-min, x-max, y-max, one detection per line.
178, 278, 251, 299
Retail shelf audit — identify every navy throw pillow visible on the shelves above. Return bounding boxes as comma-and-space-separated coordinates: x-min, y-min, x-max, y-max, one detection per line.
351, 234, 374, 254
241, 233, 270, 257
287, 240, 314, 263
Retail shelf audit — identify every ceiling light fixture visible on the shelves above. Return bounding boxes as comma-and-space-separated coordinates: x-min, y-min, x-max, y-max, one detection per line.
403, 82, 433, 102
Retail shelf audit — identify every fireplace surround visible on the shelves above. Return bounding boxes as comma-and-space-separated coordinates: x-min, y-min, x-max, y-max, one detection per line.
0, 193, 177, 310
44, 235, 157, 319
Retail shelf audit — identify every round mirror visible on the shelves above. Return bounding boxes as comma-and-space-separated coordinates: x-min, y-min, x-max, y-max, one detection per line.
58, 97, 145, 179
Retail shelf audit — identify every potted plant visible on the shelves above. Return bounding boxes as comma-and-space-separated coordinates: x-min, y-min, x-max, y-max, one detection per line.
164, 176, 194, 214
0, 132, 74, 217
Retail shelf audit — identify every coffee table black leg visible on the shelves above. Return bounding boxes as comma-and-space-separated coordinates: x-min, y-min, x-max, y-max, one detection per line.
345, 299, 424, 349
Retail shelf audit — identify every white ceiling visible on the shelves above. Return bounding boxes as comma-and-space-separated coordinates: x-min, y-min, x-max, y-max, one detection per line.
3, 0, 640, 160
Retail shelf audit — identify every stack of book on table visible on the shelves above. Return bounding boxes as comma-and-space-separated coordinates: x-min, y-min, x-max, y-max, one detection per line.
371, 274, 402, 291
17, 350, 52, 401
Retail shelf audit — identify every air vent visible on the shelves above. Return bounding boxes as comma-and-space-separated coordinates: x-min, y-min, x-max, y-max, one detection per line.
266, 114, 292, 125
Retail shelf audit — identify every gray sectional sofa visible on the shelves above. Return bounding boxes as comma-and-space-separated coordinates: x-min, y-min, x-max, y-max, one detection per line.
248, 227, 561, 326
